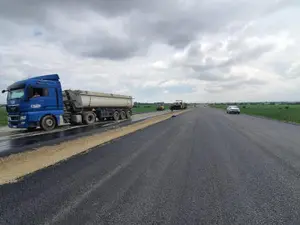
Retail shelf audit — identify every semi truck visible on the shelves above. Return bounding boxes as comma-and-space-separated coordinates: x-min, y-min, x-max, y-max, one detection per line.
2, 74, 133, 131
169, 100, 187, 111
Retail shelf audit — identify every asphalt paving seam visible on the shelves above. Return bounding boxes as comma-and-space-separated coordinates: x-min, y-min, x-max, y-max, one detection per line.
0, 110, 192, 186
0, 110, 189, 158
0, 118, 147, 158
0, 111, 171, 140
42, 123, 175, 225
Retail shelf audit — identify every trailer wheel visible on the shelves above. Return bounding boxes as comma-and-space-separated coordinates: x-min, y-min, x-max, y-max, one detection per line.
83, 112, 96, 125
120, 111, 126, 120
126, 110, 131, 119
40, 115, 56, 131
113, 111, 119, 121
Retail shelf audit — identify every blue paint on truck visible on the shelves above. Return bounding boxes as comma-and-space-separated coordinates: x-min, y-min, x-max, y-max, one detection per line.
4, 74, 64, 129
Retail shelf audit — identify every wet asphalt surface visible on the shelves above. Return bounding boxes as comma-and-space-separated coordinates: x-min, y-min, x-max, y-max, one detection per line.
0, 111, 170, 157
2, 107, 300, 224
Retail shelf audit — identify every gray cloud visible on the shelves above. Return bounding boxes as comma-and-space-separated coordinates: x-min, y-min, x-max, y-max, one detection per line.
0, 0, 299, 103
190, 70, 230, 81
65, 35, 141, 60
224, 43, 275, 67
176, 39, 275, 78
286, 64, 300, 79
177, 38, 273, 91
0, 0, 295, 60
204, 77, 267, 93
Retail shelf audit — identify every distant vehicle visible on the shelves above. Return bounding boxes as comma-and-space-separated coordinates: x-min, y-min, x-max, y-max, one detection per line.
2, 74, 133, 131
226, 105, 240, 114
170, 100, 187, 111
156, 104, 165, 111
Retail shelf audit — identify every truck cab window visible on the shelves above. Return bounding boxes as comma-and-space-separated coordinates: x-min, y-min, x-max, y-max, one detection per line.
30, 88, 48, 98
7, 88, 25, 100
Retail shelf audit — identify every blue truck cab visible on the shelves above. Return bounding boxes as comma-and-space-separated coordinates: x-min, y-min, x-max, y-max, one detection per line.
2, 74, 64, 131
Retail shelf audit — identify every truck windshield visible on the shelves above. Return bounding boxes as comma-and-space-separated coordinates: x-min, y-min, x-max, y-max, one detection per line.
7, 88, 25, 100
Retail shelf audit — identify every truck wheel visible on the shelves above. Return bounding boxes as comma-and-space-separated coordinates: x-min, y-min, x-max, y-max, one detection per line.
83, 112, 96, 125
113, 111, 119, 121
120, 111, 126, 120
41, 115, 56, 131
126, 110, 131, 119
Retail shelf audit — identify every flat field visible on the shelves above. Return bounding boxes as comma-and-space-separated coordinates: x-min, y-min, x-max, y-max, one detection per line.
211, 104, 300, 123
0, 107, 7, 126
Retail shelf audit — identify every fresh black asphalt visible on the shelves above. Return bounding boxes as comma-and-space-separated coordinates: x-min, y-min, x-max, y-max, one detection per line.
0, 119, 141, 157
0, 110, 170, 157
1, 107, 300, 224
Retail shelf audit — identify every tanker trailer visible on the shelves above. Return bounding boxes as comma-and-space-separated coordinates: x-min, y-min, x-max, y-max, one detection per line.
63, 90, 133, 125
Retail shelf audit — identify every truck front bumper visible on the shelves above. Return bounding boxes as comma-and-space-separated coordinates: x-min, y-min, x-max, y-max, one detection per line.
8, 122, 27, 129
8, 114, 37, 129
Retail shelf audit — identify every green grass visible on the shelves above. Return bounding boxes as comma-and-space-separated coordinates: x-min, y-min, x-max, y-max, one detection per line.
0, 107, 7, 126
132, 104, 161, 114
210, 104, 300, 123
132, 103, 173, 114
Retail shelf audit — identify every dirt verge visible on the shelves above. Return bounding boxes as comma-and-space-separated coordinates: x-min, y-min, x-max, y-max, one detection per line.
0, 110, 189, 185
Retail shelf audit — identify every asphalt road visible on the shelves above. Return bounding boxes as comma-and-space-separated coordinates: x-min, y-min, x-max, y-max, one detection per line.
0, 110, 170, 157
2, 107, 300, 224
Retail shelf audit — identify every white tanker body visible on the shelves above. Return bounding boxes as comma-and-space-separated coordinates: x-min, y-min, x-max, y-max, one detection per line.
63, 90, 133, 125
78, 91, 133, 108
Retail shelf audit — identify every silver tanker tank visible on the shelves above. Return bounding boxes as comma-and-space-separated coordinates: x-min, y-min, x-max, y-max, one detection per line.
63, 90, 133, 110
62, 90, 133, 124
77, 90, 133, 108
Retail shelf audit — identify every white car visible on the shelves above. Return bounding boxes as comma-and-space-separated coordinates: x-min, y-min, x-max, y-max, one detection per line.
226, 105, 240, 114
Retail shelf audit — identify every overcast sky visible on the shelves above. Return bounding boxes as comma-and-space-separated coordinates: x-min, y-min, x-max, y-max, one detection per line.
0, 0, 299, 103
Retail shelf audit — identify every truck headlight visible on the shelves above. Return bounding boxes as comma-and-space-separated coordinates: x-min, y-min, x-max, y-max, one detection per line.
20, 116, 27, 120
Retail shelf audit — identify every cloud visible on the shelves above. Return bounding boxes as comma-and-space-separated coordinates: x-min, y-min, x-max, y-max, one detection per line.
286, 62, 300, 79
0, 0, 300, 103
69, 35, 140, 60
172, 36, 276, 72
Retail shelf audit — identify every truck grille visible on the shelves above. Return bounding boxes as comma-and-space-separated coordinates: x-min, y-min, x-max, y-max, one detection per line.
9, 115, 20, 121
10, 121, 19, 126
6, 105, 19, 113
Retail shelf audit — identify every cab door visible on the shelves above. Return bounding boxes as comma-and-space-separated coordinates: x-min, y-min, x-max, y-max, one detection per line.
28, 86, 58, 111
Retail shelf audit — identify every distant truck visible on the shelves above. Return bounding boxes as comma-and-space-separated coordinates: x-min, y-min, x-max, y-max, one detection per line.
2, 74, 133, 131
156, 102, 165, 111
170, 100, 188, 111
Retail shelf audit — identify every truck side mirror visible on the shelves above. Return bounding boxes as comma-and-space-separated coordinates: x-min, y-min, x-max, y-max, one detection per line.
1, 90, 6, 93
